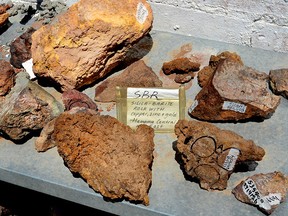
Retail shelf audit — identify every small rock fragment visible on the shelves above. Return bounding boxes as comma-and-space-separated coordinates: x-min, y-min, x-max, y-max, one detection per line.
35, 118, 57, 152
0, 4, 11, 27
269, 69, 288, 99
162, 57, 200, 75
174, 71, 196, 84
174, 119, 265, 190
0, 60, 15, 96
95, 60, 162, 102
232, 172, 288, 215
54, 112, 154, 205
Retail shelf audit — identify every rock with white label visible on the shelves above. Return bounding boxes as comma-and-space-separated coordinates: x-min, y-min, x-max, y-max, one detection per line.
232, 172, 288, 215
189, 58, 281, 122
31, 0, 153, 91
269, 69, 288, 99
174, 119, 265, 190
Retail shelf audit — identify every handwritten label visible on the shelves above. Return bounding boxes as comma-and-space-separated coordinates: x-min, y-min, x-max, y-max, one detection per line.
136, 2, 148, 24
188, 100, 198, 113
222, 148, 240, 171
222, 101, 246, 113
263, 193, 281, 206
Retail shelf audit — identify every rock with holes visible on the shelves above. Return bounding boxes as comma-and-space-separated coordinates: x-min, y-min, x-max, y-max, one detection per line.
269, 69, 288, 99
174, 119, 265, 190
31, 0, 153, 91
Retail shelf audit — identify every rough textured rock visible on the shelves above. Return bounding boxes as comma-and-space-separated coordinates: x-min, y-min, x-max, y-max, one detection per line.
197, 51, 243, 87
174, 119, 265, 190
10, 27, 36, 68
0, 4, 10, 27
95, 60, 162, 102
232, 172, 288, 215
0, 72, 63, 140
54, 112, 154, 205
269, 69, 288, 99
189, 58, 281, 122
0, 60, 15, 96
31, 0, 153, 91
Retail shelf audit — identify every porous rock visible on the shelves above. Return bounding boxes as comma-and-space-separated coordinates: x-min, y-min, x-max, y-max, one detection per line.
174, 119, 265, 190
0, 60, 15, 96
54, 112, 154, 205
189, 58, 281, 121
31, 0, 153, 91
269, 69, 288, 99
95, 60, 162, 102
232, 172, 288, 215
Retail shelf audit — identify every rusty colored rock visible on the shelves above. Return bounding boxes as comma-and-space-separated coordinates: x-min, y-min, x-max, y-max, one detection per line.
162, 57, 200, 75
54, 112, 154, 205
174, 119, 265, 190
269, 69, 288, 99
10, 27, 36, 68
174, 71, 196, 84
0, 60, 15, 96
189, 58, 281, 122
95, 60, 162, 102
232, 172, 288, 215
0, 4, 10, 27
31, 0, 153, 91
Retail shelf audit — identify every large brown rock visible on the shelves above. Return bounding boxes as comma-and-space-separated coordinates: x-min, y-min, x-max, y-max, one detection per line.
31, 0, 153, 91
189, 58, 281, 122
269, 69, 288, 99
54, 112, 154, 205
0, 60, 15, 96
174, 119, 265, 190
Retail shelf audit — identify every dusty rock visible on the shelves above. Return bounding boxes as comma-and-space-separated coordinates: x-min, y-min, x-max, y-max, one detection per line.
31, 0, 153, 91
174, 71, 196, 84
188, 58, 281, 122
174, 119, 265, 190
269, 69, 288, 99
0, 72, 63, 140
0, 60, 15, 96
54, 112, 154, 205
232, 172, 288, 215
197, 51, 243, 87
95, 60, 162, 102
10, 27, 36, 68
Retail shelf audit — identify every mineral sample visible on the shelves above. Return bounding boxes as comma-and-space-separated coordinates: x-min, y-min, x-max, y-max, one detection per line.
31, 0, 153, 91
189, 58, 281, 121
54, 112, 154, 205
232, 172, 288, 215
0, 4, 10, 27
10, 27, 36, 68
174, 119, 265, 190
0, 72, 63, 140
0, 60, 15, 96
95, 60, 162, 102
269, 69, 288, 99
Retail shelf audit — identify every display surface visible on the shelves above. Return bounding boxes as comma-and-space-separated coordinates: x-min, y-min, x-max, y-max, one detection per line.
0, 30, 287, 216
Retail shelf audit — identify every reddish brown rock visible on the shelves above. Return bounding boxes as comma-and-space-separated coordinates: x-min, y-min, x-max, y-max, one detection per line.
174, 119, 265, 190
232, 172, 288, 215
54, 112, 154, 205
269, 69, 288, 99
0, 4, 10, 27
0, 60, 15, 96
31, 0, 153, 91
162, 57, 200, 75
189, 58, 281, 122
174, 71, 196, 84
95, 60, 162, 102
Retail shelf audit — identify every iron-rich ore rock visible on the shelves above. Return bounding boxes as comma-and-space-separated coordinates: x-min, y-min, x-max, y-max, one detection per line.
269, 69, 288, 99
0, 60, 15, 96
95, 60, 162, 102
232, 172, 288, 215
54, 112, 154, 205
0, 4, 10, 27
189, 58, 281, 122
197, 51, 243, 87
0, 72, 63, 140
10, 27, 36, 68
174, 119, 265, 190
31, 0, 153, 91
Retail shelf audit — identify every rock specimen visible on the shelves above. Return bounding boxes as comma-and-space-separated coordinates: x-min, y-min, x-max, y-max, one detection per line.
189, 58, 281, 121
31, 0, 153, 91
54, 112, 154, 205
0, 72, 63, 140
269, 69, 288, 99
232, 172, 288, 215
0, 60, 15, 96
95, 60, 162, 102
174, 119, 265, 190
197, 51, 243, 87
10, 27, 36, 68
0, 4, 10, 27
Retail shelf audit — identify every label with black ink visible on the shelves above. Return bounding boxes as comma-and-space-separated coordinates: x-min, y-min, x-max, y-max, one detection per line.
222, 148, 239, 171
222, 101, 247, 113
136, 2, 148, 24
188, 100, 198, 113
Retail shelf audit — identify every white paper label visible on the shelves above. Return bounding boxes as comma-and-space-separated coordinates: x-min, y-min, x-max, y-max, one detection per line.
127, 87, 179, 99
136, 2, 148, 24
222, 101, 246, 113
22, 59, 36, 80
222, 148, 240, 171
188, 100, 198, 113
263, 193, 281, 206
